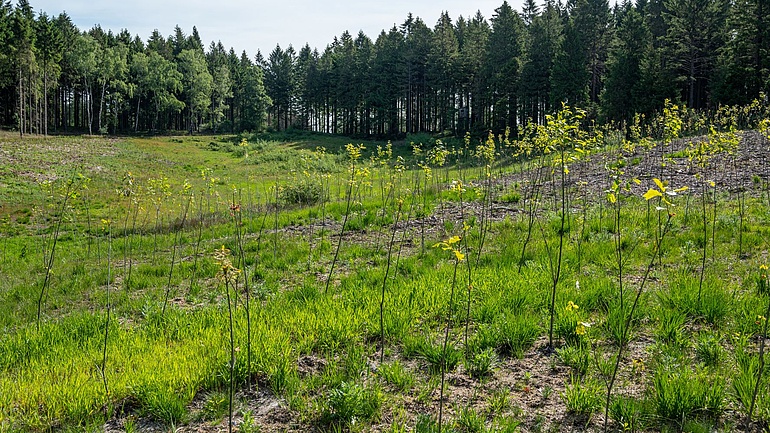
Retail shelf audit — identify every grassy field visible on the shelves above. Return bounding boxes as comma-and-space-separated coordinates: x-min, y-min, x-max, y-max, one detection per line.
1, 110, 770, 433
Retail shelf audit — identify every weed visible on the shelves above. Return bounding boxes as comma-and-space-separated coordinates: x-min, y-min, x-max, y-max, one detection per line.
492, 313, 540, 358
455, 406, 486, 433
488, 389, 510, 415
465, 347, 497, 379
280, 180, 324, 206
694, 332, 723, 368
652, 366, 725, 424
556, 344, 589, 376
378, 361, 415, 391
322, 381, 383, 426
609, 396, 649, 432
200, 390, 230, 421
562, 375, 602, 417
420, 340, 462, 375
654, 307, 687, 346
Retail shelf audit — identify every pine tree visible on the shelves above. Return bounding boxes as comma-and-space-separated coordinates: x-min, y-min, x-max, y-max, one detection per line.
551, 14, 589, 107
487, 1, 526, 133
10, 0, 37, 136
264, 44, 296, 130
402, 16, 430, 134
664, 0, 729, 108
0, 1, 15, 126
457, 11, 489, 133
711, 0, 770, 104
429, 11, 460, 133
601, 2, 652, 124
520, 0, 563, 124
236, 51, 270, 132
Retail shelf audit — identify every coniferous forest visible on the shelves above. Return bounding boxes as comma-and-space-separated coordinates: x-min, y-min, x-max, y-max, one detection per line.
0, 0, 768, 138
7, 0, 770, 432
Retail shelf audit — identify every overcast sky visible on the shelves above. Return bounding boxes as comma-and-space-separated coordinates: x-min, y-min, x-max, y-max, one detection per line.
28, 0, 522, 58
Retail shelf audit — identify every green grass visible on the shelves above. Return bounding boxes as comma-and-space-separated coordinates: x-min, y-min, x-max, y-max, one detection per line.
2, 127, 770, 432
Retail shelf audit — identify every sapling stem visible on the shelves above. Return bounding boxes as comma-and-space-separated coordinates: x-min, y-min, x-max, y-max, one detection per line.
438, 252, 460, 433
379, 200, 402, 363
37, 175, 78, 331
101, 217, 112, 398
604, 212, 673, 432
749, 269, 770, 420
325, 159, 356, 294
162, 188, 192, 318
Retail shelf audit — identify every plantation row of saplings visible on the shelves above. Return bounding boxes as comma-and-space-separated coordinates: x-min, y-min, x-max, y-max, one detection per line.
2, 100, 770, 432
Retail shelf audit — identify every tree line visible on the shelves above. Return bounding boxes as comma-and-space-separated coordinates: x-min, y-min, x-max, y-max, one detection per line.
0, 0, 768, 137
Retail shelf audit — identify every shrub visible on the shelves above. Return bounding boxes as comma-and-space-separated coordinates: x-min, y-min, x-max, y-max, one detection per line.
280, 180, 324, 206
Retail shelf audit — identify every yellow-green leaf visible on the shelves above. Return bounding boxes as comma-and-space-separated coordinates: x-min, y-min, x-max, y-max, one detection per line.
454, 250, 465, 261
644, 189, 663, 201
607, 193, 617, 204
653, 178, 666, 192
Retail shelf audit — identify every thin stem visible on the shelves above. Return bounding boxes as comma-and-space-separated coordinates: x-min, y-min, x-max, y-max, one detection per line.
604, 214, 673, 432
101, 220, 112, 398
380, 202, 402, 363
438, 258, 460, 433
325, 169, 355, 294
162, 191, 192, 318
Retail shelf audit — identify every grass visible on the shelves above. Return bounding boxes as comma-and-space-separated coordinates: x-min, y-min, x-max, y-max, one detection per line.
1, 121, 770, 432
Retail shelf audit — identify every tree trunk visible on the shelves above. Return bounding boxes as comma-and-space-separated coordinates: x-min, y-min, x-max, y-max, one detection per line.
135, 96, 141, 132
85, 78, 93, 135
44, 67, 48, 137
18, 70, 24, 138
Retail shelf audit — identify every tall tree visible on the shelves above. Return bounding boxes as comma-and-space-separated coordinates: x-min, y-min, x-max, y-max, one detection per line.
264, 44, 296, 130
601, 2, 652, 124
210, 62, 232, 131
177, 48, 212, 134
0, 0, 14, 126
131, 50, 183, 131
576, 0, 613, 106
402, 15, 430, 134
236, 51, 271, 132
69, 33, 99, 134
711, 0, 770, 104
457, 11, 490, 133
520, 0, 563, 124
486, 2, 526, 133
551, 14, 590, 107
428, 11, 460, 133
95, 41, 128, 133
664, 0, 729, 108
10, 0, 36, 136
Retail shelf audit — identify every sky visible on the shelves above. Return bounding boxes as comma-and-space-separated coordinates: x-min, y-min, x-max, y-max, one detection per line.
28, 0, 521, 58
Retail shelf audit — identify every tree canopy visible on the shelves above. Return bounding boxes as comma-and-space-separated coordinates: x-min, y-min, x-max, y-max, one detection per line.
0, 0, 767, 137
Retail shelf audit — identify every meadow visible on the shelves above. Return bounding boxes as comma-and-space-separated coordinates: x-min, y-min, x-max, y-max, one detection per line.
1, 103, 770, 433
